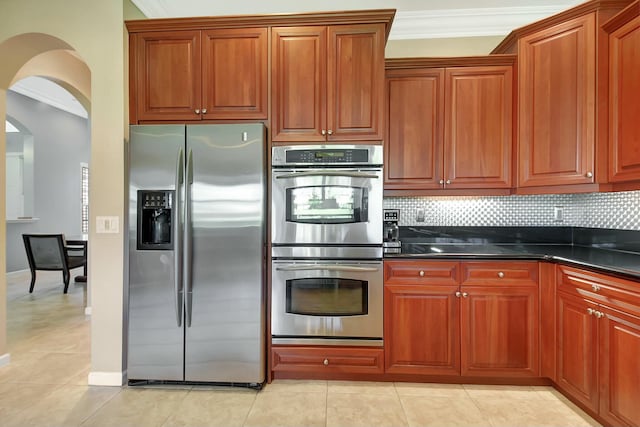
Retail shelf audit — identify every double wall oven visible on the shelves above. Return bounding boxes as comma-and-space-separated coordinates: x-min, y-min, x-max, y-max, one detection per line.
271, 145, 383, 346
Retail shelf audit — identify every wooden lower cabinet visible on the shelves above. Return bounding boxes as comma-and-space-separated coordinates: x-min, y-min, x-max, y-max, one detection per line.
556, 290, 600, 411
556, 265, 640, 426
384, 260, 539, 379
271, 346, 384, 378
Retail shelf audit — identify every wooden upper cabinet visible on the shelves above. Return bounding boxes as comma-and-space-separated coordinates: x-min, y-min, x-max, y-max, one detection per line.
385, 68, 444, 190
384, 57, 514, 194
201, 28, 268, 120
134, 31, 202, 122
445, 66, 513, 189
272, 23, 385, 143
130, 28, 267, 122
518, 13, 596, 188
606, 4, 640, 183
271, 26, 327, 142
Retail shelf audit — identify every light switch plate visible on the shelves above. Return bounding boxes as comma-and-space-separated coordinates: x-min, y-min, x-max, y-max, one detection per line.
96, 216, 119, 233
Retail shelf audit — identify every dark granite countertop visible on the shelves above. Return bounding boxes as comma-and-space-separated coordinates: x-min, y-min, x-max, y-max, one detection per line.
384, 227, 640, 280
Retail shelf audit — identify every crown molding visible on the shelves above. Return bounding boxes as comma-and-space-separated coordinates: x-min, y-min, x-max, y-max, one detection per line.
9, 78, 88, 119
389, 5, 573, 39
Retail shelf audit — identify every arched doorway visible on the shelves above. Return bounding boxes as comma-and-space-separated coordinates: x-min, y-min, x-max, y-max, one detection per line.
0, 32, 91, 369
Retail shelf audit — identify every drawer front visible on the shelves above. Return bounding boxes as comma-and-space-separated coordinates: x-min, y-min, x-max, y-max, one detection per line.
272, 346, 384, 374
557, 265, 640, 316
462, 261, 538, 286
384, 261, 460, 286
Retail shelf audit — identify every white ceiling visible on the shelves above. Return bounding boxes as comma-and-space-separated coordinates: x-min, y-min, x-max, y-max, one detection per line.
130, 0, 585, 39
8, 0, 585, 121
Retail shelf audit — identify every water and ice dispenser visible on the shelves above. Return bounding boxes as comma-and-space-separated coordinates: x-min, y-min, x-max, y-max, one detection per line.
137, 190, 174, 250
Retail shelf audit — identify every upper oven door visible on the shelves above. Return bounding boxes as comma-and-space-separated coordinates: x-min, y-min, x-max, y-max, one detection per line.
271, 168, 383, 245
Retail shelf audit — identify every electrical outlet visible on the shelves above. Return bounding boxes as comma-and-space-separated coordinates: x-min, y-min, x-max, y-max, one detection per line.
416, 208, 425, 222
553, 207, 564, 222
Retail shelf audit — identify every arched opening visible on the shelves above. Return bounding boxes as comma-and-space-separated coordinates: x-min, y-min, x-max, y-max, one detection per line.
0, 33, 92, 374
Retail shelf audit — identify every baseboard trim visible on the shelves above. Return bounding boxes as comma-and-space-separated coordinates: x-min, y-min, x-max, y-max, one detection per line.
88, 371, 125, 386
0, 353, 10, 367
84, 306, 92, 315
6, 269, 30, 278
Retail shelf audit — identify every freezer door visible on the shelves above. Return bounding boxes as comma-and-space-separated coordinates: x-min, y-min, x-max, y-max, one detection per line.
128, 125, 185, 381
185, 124, 266, 383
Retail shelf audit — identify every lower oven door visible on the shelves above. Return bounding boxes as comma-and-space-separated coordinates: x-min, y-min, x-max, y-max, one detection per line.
272, 259, 383, 344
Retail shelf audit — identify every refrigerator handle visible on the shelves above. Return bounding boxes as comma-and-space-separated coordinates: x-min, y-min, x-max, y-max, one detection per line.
174, 148, 184, 327
184, 148, 194, 327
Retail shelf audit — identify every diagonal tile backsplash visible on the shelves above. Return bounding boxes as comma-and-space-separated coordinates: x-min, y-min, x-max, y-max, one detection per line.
384, 190, 640, 230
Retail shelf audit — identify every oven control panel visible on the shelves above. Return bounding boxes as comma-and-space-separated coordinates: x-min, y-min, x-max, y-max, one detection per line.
272, 145, 383, 166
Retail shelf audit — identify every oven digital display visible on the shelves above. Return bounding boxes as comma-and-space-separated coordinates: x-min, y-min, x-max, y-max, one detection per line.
284, 149, 368, 163
314, 151, 344, 159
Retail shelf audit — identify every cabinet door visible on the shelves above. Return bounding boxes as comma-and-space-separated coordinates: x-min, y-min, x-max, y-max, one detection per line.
385, 69, 445, 190
444, 66, 513, 189
271, 26, 327, 142
327, 24, 385, 141
134, 31, 202, 121
384, 284, 460, 375
609, 15, 640, 183
599, 305, 640, 427
461, 285, 539, 377
518, 14, 596, 187
556, 291, 599, 412
201, 28, 267, 119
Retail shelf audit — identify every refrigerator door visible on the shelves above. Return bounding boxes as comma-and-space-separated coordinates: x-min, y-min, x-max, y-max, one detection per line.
128, 125, 185, 381
185, 124, 266, 383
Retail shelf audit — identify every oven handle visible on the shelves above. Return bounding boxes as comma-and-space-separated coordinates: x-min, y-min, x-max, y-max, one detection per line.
276, 265, 380, 272
274, 171, 379, 179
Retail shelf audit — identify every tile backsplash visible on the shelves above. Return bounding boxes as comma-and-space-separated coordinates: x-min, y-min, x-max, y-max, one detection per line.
384, 190, 640, 230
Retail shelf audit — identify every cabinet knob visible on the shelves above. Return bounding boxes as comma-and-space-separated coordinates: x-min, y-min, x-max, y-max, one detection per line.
445, 179, 451, 185
462, 292, 469, 298
498, 272, 505, 278
586, 171, 593, 178
323, 358, 329, 366
201, 108, 207, 114
419, 270, 425, 277
195, 109, 200, 114
587, 308, 594, 315
591, 284, 600, 292
327, 130, 333, 135
321, 129, 327, 136
455, 291, 462, 298
439, 179, 445, 185
595, 311, 604, 319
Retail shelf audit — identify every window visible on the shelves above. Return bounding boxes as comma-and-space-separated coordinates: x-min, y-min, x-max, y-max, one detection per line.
81, 163, 89, 233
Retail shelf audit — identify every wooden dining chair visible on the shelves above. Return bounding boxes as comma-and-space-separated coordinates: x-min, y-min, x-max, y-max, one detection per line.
22, 234, 87, 293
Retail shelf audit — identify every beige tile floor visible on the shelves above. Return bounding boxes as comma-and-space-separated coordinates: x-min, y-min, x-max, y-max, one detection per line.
1, 270, 602, 427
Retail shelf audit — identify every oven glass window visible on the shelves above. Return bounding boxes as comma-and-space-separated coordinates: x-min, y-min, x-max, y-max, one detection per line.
286, 186, 368, 224
286, 278, 368, 316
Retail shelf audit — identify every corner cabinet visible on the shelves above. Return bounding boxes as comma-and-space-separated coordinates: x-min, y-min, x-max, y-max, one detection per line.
605, 1, 640, 185
271, 24, 386, 143
384, 57, 515, 195
556, 265, 640, 426
129, 28, 268, 122
384, 260, 539, 378
493, 0, 634, 193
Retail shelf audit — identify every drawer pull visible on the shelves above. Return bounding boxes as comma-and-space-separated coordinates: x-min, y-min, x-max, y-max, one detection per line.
498, 272, 505, 278
419, 271, 425, 277
323, 359, 329, 366
591, 284, 601, 292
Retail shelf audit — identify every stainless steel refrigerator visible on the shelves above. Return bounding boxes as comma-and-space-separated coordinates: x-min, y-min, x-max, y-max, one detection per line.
127, 124, 265, 386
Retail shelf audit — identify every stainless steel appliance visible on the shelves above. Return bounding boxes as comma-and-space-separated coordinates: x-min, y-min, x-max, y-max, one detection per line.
383, 209, 401, 254
271, 145, 383, 346
271, 145, 383, 245
128, 124, 265, 387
